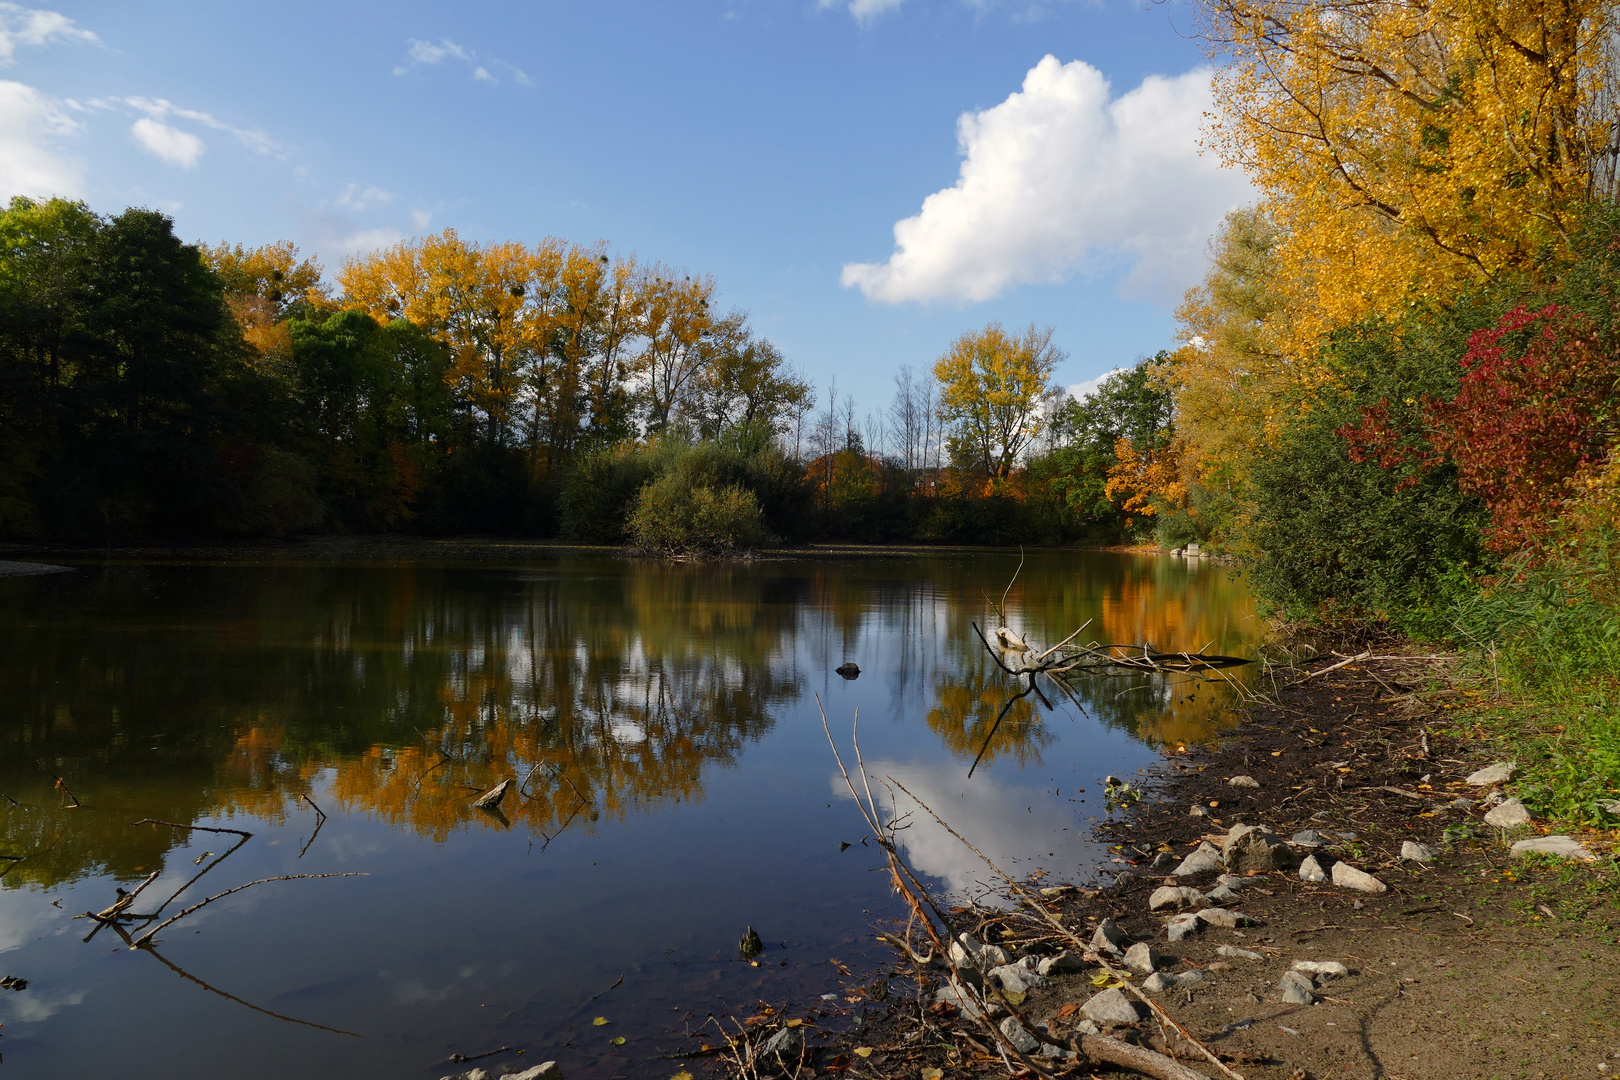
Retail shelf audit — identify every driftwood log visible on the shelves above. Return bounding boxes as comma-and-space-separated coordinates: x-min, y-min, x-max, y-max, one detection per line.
472, 779, 511, 810
1078, 1033, 1219, 1080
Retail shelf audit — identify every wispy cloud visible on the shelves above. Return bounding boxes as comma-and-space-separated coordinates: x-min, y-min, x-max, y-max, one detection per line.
0, 79, 83, 198
393, 37, 531, 85
130, 116, 202, 168
337, 182, 396, 211
116, 96, 280, 156
818, 0, 904, 24
0, 2, 97, 66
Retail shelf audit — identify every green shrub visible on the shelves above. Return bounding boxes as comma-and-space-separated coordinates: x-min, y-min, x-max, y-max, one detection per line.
628, 472, 773, 553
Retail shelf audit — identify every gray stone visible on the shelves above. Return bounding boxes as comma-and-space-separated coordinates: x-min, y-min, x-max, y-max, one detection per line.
1036, 950, 1088, 977
1466, 762, 1516, 786
1113, 871, 1137, 889
1510, 835, 1596, 861
1331, 862, 1388, 893
1090, 918, 1128, 956
758, 1026, 804, 1065
1073, 1019, 1101, 1036
1144, 969, 1206, 992
1223, 824, 1299, 874
1080, 987, 1141, 1026
1228, 775, 1261, 789
1450, 796, 1476, 810
1298, 855, 1327, 883
1401, 841, 1438, 863
1217, 945, 1264, 961
1598, 799, 1620, 816
1149, 885, 1208, 911
1172, 842, 1224, 877
1205, 884, 1241, 904
1276, 970, 1315, 1005
989, 961, 1049, 996
1290, 960, 1349, 980
951, 932, 1011, 971
1215, 873, 1245, 889
999, 1016, 1040, 1055
934, 980, 996, 1021
1290, 829, 1327, 848
1165, 912, 1203, 942
1123, 942, 1166, 974
1149, 851, 1177, 872
1197, 907, 1255, 929
1485, 799, 1532, 828
505, 1066, 563, 1080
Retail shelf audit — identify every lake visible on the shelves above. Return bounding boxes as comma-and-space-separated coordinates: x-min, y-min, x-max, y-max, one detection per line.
0, 547, 1258, 1079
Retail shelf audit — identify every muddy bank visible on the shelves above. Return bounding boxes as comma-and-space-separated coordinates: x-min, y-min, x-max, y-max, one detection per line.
782, 650, 1620, 1080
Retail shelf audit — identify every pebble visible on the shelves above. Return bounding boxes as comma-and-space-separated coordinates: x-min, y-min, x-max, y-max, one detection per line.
1197, 907, 1254, 928
1149, 885, 1208, 911
1217, 945, 1265, 961
1166, 913, 1203, 942
1291, 960, 1350, 979
1149, 851, 1178, 872
1276, 970, 1316, 1005
1510, 835, 1596, 861
1331, 862, 1388, 893
999, 1016, 1040, 1054
1081, 987, 1142, 1025
1228, 775, 1261, 788
1090, 918, 1129, 956
1036, 951, 1089, 977
934, 980, 997, 1020
1142, 969, 1205, 992
1401, 840, 1438, 863
1224, 824, 1299, 873
1450, 796, 1476, 810
1205, 883, 1242, 904
1173, 842, 1225, 877
1484, 799, 1532, 828
1466, 762, 1516, 786
1215, 873, 1245, 889
1189, 805, 1209, 817
1290, 829, 1327, 847
1123, 942, 1166, 974
989, 961, 1049, 995
1298, 855, 1328, 883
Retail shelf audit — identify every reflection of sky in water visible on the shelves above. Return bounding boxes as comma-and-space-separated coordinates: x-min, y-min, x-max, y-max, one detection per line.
0, 550, 1257, 1080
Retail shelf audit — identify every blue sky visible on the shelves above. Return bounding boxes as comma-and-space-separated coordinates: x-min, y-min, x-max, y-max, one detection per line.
2, 0, 1253, 411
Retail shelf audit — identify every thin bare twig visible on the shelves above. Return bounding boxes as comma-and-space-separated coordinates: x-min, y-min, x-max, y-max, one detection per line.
132, 873, 368, 948
297, 794, 328, 859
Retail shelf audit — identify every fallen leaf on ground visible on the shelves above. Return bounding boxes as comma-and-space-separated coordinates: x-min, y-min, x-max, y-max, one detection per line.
854, 1046, 874, 1058
611, 1036, 626, 1046
593, 1016, 610, 1026
1055, 1003, 1079, 1019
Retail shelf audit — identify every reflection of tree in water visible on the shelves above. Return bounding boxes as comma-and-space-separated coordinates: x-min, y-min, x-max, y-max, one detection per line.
925, 662, 1051, 768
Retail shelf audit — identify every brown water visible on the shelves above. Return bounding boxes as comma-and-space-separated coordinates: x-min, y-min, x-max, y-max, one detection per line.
0, 549, 1257, 1079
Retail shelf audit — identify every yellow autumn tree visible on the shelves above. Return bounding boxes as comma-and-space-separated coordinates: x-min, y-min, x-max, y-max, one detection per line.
203, 240, 327, 370
1104, 435, 1188, 525
1200, 0, 1620, 357
934, 322, 1063, 479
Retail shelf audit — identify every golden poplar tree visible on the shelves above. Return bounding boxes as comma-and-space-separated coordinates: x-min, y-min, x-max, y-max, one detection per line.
933, 322, 1062, 479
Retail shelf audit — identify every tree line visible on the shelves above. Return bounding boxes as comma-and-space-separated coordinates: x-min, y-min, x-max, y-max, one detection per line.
0, 197, 1173, 548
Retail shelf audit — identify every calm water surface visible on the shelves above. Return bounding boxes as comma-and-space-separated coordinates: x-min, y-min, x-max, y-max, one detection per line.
0, 550, 1257, 1079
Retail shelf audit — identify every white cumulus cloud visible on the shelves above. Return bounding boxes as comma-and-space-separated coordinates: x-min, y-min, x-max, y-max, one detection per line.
1068, 367, 1128, 401
0, 79, 82, 198
0, 3, 98, 66
130, 116, 203, 168
841, 55, 1254, 306
117, 96, 279, 156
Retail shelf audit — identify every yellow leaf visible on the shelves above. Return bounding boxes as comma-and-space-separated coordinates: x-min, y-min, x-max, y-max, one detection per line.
784, 1018, 802, 1028
673, 1072, 693, 1080
921, 1069, 944, 1080
593, 1016, 610, 1026
854, 1047, 874, 1058
1003, 990, 1026, 1006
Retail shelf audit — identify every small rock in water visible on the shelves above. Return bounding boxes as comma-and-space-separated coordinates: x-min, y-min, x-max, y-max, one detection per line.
1036, 951, 1088, 977
1090, 918, 1129, 956
1228, 775, 1261, 789
1466, 762, 1516, 786
740, 926, 764, 958
1217, 944, 1265, 961
998, 1016, 1041, 1054
1331, 862, 1387, 893
1510, 835, 1596, 861
1276, 970, 1316, 1005
1081, 987, 1142, 1026
1123, 942, 1166, 974
1484, 799, 1532, 828
1401, 841, 1438, 863
1291, 960, 1349, 979
1197, 907, 1254, 929
1173, 842, 1224, 877
1040, 884, 1078, 899
1149, 886, 1208, 911
1290, 830, 1327, 848
1298, 855, 1328, 883
834, 662, 860, 679
1223, 824, 1299, 873
1166, 913, 1203, 942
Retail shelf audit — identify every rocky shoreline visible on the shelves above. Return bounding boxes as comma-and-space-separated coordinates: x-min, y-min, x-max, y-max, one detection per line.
796, 649, 1620, 1080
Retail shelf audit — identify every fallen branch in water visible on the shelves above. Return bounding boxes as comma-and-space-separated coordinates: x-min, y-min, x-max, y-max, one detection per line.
132, 873, 368, 948
127, 819, 254, 926
298, 794, 328, 858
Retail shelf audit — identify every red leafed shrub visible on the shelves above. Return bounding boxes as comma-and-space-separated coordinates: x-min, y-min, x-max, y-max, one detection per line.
1425, 304, 1618, 552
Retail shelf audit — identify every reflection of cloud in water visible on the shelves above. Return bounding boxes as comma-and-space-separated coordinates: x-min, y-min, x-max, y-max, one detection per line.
831, 760, 1105, 901
0, 891, 68, 953
0, 988, 86, 1023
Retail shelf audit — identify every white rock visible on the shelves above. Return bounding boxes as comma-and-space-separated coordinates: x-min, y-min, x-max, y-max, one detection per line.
989, 962, 1049, 995
1215, 873, 1245, 889
1228, 775, 1261, 789
1298, 855, 1327, 883
1276, 970, 1315, 1005
1189, 804, 1209, 817
1172, 842, 1224, 877
934, 980, 996, 1020
1466, 762, 1516, 786
1331, 862, 1388, 893
1036, 951, 1088, 977
1090, 918, 1128, 956
1510, 835, 1596, 861
1123, 942, 1165, 974
1165, 912, 1203, 942
1485, 799, 1532, 828
506, 1066, 563, 1080
999, 1016, 1040, 1054
1217, 945, 1264, 961
1401, 841, 1438, 863
1149, 885, 1208, 911
1290, 960, 1350, 979
1080, 987, 1141, 1026
1598, 799, 1620, 816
